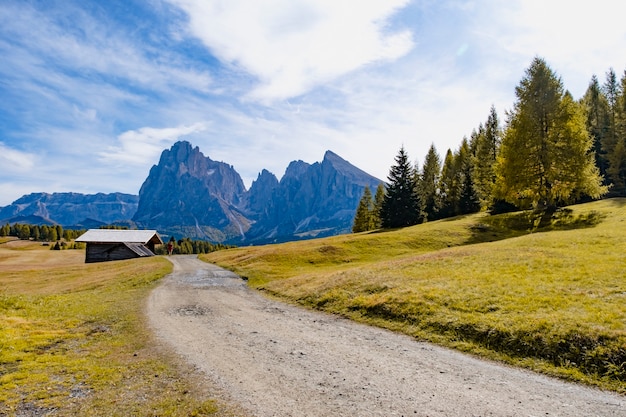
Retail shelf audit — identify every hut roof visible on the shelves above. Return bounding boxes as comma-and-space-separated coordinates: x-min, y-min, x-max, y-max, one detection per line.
76, 229, 163, 245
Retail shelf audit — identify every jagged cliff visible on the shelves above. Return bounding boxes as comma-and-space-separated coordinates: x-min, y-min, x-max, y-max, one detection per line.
243, 150, 383, 243
133, 141, 383, 243
1, 141, 384, 243
132, 141, 250, 242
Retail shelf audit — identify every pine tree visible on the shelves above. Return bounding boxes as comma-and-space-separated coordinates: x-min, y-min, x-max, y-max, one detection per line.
381, 146, 422, 228
606, 70, 626, 195
473, 106, 501, 209
352, 186, 374, 233
603, 69, 619, 156
420, 144, 442, 221
439, 149, 459, 218
607, 139, 626, 194
456, 138, 480, 214
582, 75, 611, 181
495, 57, 607, 212
620, 70, 626, 141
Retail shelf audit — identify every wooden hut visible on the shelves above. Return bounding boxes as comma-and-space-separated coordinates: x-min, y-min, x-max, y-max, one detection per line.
75, 229, 163, 263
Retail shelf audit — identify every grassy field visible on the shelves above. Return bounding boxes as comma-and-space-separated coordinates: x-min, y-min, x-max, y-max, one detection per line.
0, 241, 237, 416
203, 198, 626, 393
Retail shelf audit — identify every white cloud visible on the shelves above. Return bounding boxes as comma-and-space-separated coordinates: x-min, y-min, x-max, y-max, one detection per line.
0, 142, 36, 171
100, 123, 207, 165
72, 105, 98, 122
167, 0, 414, 101
476, 0, 626, 96
0, 2, 213, 98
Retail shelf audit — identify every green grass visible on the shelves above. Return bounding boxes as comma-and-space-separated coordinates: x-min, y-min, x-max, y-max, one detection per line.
203, 198, 626, 393
0, 243, 237, 416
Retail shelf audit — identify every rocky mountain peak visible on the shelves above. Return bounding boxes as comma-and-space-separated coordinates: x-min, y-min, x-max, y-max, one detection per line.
1, 142, 384, 244
133, 141, 249, 241
282, 160, 311, 181
322, 150, 375, 184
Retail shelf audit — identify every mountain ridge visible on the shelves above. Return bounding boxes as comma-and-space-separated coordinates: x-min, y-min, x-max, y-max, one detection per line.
0, 141, 384, 243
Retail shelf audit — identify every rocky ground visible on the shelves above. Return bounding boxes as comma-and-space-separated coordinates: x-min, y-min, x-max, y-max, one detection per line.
146, 255, 624, 417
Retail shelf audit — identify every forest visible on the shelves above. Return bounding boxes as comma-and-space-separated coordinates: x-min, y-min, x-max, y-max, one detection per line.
0, 224, 234, 255
354, 57, 624, 232
0, 223, 83, 243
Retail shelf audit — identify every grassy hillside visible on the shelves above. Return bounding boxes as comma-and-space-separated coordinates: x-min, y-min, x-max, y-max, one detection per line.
203, 199, 626, 392
0, 241, 234, 416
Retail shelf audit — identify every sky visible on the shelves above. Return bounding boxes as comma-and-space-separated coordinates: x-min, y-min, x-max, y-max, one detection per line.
1, 0, 625, 206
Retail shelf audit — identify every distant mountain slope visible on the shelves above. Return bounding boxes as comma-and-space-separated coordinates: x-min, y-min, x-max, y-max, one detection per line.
0, 192, 138, 226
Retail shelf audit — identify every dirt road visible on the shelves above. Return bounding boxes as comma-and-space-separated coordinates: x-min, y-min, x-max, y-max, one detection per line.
146, 255, 624, 416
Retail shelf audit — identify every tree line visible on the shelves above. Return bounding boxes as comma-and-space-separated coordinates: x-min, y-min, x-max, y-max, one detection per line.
155, 237, 236, 255
0, 223, 85, 242
1, 223, 235, 255
354, 57, 619, 231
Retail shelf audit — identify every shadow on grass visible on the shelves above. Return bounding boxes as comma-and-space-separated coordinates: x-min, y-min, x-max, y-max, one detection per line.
466, 208, 607, 245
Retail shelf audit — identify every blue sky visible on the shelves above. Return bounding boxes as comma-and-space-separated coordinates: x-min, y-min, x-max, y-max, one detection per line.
1, 0, 625, 206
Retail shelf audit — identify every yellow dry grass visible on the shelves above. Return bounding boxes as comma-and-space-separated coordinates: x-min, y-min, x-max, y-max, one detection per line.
0, 242, 236, 416
204, 198, 626, 392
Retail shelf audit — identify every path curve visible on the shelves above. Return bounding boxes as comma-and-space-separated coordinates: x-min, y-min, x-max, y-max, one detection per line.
147, 255, 624, 416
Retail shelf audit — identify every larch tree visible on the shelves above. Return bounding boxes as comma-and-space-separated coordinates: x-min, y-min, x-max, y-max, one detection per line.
372, 183, 385, 229
381, 146, 422, 228
494, 57, 607, 212
352, 186, 375, 233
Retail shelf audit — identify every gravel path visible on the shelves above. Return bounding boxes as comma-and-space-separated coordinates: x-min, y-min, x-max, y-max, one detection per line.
146, 255, 624, 416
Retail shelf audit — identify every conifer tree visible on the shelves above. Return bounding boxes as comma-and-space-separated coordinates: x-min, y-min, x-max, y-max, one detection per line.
620, 70, 626, 140
456, 138, 480, 214
352, 186, 375, 233
603, 69, 620, 156
419, 144, 442, 220
381, 146, 422, 228
49, 227, 58, 242
372, 183, 385, 229
606, 70, 626, 195
473, 106, 501, 209
439, 149, 459, 218
607, 139, 626, 194
582, 75, 611, 180
495, 57, 607, 212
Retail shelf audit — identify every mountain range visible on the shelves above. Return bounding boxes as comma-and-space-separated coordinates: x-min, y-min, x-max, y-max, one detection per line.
0, 141, 383, 244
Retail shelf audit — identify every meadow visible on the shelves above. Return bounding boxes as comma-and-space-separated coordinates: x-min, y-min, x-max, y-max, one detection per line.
0, 240, 232, 416
203, 199, 626, 393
